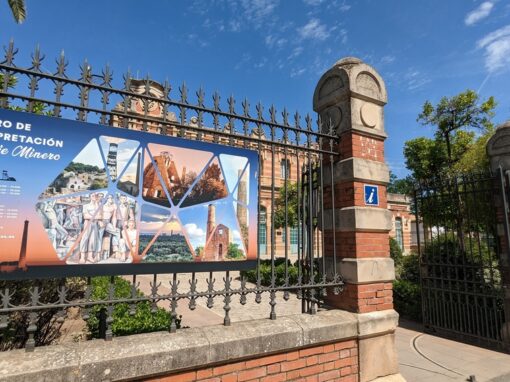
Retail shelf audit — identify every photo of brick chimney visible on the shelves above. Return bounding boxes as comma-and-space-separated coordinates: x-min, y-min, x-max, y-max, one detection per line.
203, 204, 231, 261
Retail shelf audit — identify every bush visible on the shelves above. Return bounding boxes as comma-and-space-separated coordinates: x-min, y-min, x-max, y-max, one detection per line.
86, 277, 181, 338
241, 259, 298, 286
0, 278, 86, 350
399, 253, 420, 283
390, 238, 403, 271
393, 279, 422, 321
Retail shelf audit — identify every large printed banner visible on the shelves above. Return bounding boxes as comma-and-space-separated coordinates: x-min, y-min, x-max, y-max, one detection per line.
0, 109, 258, 279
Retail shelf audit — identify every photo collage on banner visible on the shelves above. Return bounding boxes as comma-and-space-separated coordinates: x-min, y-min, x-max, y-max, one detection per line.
34, 137, 254, 265
37, 136, 141, 265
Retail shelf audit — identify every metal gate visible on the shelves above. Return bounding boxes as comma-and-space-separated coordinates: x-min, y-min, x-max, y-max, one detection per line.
415, 172, 507, 349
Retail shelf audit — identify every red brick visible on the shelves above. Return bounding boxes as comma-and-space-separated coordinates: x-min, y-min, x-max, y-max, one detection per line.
281, 358, 307, 371
267, 364, 280, 375
340, 367, 352, 377
199, 378, 221, 382
287, 351, 299, 361
299, 364, 324, 377
286, 370, 301, 380
238, 367, 267, 382
221, 374, 238, 382
319, 352, 340, 363
306, 355, 319, 366
323, 361, 336, 371
261, 373, 287, 382
334, 341, 356, 351
160, 371, 197, 382
300, 346, 324, 357
323, 344, 335, 353
214, 363, 245, 376
305, 376, 319, 382
197, 369, 214, 379
318, 370, 340, 382
245, 354, 287, 369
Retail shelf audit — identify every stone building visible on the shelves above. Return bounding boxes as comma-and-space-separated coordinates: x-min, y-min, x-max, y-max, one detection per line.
204, 204, 231, 260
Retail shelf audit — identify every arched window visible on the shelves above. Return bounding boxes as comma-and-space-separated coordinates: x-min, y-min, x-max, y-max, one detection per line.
395, 217, 403, 251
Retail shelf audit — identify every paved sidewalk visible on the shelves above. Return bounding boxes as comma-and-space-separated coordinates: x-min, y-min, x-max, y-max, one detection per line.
397, 320, 510, 382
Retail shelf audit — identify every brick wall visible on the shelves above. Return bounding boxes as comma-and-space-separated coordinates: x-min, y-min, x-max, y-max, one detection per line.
146, 340, 358, 382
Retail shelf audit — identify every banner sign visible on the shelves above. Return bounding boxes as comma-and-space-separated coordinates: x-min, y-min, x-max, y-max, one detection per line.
0, 109, 258, 279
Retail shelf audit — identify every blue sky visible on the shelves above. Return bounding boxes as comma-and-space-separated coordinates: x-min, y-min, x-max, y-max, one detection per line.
1, 0, 510, 177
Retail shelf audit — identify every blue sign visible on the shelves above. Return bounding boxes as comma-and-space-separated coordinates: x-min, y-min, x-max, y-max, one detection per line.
364, 185, 379, 206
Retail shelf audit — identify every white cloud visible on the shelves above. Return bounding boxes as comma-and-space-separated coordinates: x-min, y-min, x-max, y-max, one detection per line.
265, 34, 287, 48
477, 24, 510, 72
465, 1, 495, 26
288, 46, 304, 60
184, 223, 206, 240
240, 0, 279, 26
233, 230, 242, 240
298, 18, 330, 41
290, 67, 306, 77
380, 55, 396, 64
404, 69, 431, 91
303, 0, 325, 5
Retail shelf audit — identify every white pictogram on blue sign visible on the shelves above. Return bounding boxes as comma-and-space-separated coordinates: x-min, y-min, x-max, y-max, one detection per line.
364, 185, 379, 206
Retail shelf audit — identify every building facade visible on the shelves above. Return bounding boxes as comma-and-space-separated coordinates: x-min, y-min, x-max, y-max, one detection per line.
387, 192, 416, 255
109, 79, 418, 260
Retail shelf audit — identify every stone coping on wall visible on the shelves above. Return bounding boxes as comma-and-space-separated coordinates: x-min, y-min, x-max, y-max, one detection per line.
0, 309, 399, 382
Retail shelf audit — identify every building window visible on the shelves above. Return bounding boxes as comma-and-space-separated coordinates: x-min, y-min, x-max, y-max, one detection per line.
395, 217, 403, 251
259, 207, 267, 245
280, 159, 290, 179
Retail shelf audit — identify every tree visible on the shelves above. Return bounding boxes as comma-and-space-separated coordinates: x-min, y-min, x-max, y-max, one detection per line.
273, 181, 299, 229
387, 172, 414, 195
407, 89, 496, 179
7, 0, 26, 23
227, 243, 244, 259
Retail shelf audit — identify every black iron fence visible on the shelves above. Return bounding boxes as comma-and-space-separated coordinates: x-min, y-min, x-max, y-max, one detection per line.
0, 41, 343, 351
415, 171, 507, 349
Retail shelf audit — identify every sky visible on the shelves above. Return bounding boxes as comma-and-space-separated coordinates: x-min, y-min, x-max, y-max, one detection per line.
1, 0, 510, 177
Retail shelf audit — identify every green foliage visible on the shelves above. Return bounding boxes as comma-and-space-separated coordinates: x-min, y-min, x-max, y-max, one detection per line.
0, 278, 86, 350
274, 182, 299, 229
405, 90, 497, 181
387, 172, 414, 195
139, 234, 193, 263
399, 254, 421, 284
241, 259, 298, 286
393, 279, 422, 321
86, 277, 180, 338
389, 238, 403, 270
227, 243, 245, 259
65, 162, 104, 175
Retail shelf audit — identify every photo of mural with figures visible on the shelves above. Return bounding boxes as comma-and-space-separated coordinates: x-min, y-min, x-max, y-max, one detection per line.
0, 109, 258, 278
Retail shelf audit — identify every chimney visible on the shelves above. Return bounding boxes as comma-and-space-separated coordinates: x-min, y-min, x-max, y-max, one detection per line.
206, 204, 216, 241
135, 152, 141, 190
18, 220, 29, 270
182, 166, 187, 182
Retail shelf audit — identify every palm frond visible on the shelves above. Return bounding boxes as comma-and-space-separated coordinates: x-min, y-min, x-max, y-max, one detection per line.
7, 0, 26, 23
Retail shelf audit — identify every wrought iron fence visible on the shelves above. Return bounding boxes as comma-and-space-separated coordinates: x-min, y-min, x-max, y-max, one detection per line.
415, 171, 507, 349
0, 41, 343, 351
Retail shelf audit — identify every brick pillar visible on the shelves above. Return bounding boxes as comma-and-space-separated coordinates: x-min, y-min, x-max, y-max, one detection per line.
314, 57, 402, 382
487, 120, 510, 350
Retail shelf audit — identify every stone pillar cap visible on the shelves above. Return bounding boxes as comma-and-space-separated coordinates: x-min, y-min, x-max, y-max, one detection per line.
334, 57, 363, 66
486, 120, 510, 172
